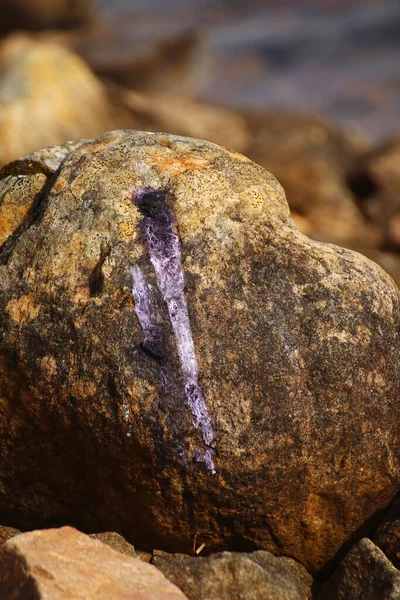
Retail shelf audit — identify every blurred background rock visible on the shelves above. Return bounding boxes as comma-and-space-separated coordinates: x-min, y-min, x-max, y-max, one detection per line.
0, 0, 399, 283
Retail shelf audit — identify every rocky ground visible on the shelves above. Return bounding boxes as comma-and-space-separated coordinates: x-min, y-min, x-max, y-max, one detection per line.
0, 1, 400, 598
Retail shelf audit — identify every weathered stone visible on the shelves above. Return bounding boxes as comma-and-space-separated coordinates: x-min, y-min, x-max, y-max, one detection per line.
0, 35, 124, 166
0, 525, 20, 545
317, 538, 400, 600
136, 549, 153, 563
0, 526, 187, 599
0, 141, 88, 247
0, 130, 399, 573
153, 550, 310, 600
90, 531, 136, 558
253, 553, 313, 595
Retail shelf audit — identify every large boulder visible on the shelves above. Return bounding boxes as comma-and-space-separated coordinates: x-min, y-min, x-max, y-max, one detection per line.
0, 130, 399, 573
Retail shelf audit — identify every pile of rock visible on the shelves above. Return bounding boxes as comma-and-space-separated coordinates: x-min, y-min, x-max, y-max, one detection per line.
2, 523, 400, 599
0, 526, 313, 599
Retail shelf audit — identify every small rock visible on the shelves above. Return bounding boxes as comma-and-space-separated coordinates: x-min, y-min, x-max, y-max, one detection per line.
373, 496, 400, 569
317, 538, 400, 600
0, 526, 188, 599
0, 525, 20, 545
135, 549, 153, 563
89, 531, 136, 558
153, 550, 310, 600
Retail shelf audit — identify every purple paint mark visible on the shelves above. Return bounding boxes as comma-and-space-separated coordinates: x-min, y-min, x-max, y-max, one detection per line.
130, 266, 165, 360
132, 188, 216, 473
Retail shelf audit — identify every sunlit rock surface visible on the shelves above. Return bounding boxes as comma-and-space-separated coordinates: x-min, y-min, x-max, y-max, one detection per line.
0, 130, 399, 572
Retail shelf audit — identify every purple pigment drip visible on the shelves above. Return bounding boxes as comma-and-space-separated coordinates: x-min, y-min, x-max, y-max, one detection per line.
130, 266, 153, 347
130, 266, 165, 360
133, 189, 216, 474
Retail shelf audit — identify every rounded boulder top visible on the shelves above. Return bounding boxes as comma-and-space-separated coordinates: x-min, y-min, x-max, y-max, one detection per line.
0, 129, 399, 573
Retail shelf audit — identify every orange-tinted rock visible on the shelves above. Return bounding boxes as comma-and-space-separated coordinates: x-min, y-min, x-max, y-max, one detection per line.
0, 526, 188, 599
0, 140, 88, 247
0, 131, 399, 573
0, 526, 20, 545
0, 35, 124, 166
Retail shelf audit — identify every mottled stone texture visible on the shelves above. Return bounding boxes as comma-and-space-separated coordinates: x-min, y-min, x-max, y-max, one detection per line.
317, 538, 400, 600
373, 496, 400, 569
0, 130, 399, 573
89, 531, 136, 558
153, 550, 310, 600
0, 526, 187, 600
0, 526, 20, 545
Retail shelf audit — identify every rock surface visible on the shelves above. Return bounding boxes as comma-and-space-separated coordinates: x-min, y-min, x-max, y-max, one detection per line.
0, 526, 187, 599
90, 531, 136, 558
153, 550, 310, 600
0, 526, 20, 545
373, 496, 400, 570
317, 538, 400, 600
0, 141, 88, 246
0, 130, 400, 573
0, 35, 123, 166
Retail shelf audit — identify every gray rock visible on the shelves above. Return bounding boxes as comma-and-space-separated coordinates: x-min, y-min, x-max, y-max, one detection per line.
373, 497, 400, 569
318, 538, 400, 600
89, 531, 136, 558
153, 550, 310, 600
